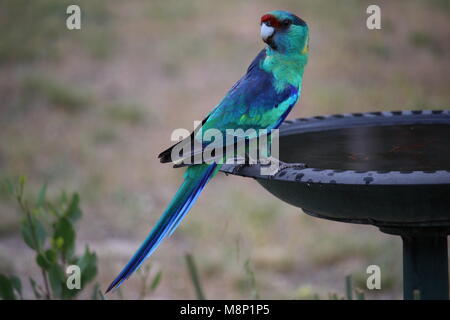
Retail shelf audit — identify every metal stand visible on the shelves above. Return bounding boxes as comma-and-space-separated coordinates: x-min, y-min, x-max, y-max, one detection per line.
380, 227, 449, 300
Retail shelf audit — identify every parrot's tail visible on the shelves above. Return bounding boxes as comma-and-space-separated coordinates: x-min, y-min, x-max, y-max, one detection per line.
106, 163, 219, 293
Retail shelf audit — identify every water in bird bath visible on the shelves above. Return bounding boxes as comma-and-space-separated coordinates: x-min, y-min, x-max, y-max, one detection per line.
279, 124, 450, 172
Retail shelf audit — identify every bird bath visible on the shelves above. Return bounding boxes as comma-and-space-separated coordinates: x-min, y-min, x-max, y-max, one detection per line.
220, 110, 450, 300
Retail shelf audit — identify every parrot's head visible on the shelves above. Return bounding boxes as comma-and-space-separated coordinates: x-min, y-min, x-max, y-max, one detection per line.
260, 10, 309, 55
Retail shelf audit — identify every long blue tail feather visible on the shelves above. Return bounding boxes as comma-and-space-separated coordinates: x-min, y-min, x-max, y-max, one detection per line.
106, 163, 218, 293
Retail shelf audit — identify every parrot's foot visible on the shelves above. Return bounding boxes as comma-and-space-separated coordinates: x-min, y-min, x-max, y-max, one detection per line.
230, 155, 251, 174
232, 164, 247, 174
260, 157, 307, 176
229, 153, 262, 174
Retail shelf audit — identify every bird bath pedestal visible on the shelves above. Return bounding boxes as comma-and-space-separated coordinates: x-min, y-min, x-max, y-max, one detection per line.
221, 110, 450, 300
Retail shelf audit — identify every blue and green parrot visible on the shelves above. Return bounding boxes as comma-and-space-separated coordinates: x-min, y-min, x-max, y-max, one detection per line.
106, 10, 309, 293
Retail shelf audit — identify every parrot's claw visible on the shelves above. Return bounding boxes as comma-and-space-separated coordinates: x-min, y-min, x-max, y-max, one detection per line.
260, 157, 308, 176
232, 163, 248, 174
230, 155, 250, 174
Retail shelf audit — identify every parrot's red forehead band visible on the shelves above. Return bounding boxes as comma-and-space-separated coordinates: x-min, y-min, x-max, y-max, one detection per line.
260, 14, 280, 28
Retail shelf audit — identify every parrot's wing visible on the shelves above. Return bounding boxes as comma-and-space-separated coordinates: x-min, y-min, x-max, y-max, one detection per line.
157, 50, 267, 164
158, 49, 299, 166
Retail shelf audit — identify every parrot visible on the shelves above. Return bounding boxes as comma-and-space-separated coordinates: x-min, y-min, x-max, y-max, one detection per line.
106, 10, 309, 293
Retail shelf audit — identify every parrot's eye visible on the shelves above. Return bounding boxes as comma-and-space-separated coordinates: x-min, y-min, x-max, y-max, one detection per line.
282, 19, 291, 27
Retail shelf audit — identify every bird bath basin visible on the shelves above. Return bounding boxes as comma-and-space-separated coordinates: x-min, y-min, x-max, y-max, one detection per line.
220, 110, 450, 299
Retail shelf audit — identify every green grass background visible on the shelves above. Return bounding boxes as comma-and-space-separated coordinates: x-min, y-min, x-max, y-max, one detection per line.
0, 0, 449, 299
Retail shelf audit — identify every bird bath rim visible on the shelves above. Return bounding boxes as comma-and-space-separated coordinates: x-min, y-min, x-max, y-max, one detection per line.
220, 109, 450, 186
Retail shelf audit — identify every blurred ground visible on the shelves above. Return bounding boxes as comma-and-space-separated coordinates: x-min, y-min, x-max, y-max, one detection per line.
0, 0, 449, 299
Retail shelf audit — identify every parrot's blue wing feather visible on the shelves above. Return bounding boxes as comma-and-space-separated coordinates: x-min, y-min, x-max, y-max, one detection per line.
205, 53, 298, 131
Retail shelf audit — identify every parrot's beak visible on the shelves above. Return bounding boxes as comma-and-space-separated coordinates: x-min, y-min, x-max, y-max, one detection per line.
260, 22, 274, 43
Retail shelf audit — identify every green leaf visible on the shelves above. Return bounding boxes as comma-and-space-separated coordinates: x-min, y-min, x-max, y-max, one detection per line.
46, 202, 61, 218
52, 236, 64, 250
36, 249, 57, 270
20, 216, 47, 251
48, 264, 65, 299
62, 283, 79, 300
36, 253, 52, 270
150, 271, 162, 291
55, 247, 99, 300
0, 274, 16, 300
53, 217, 75, 260
45, 248, 57, 264
36, 183, 47, 208
59, 191, 68, 205
64, 193, 82, 222
17, 175, 26, 197
20, 220, 35, 250
29, 277, 42, 299
10, 276, 22, 299
77, 246, 98, 285
34, 217, 47, 246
